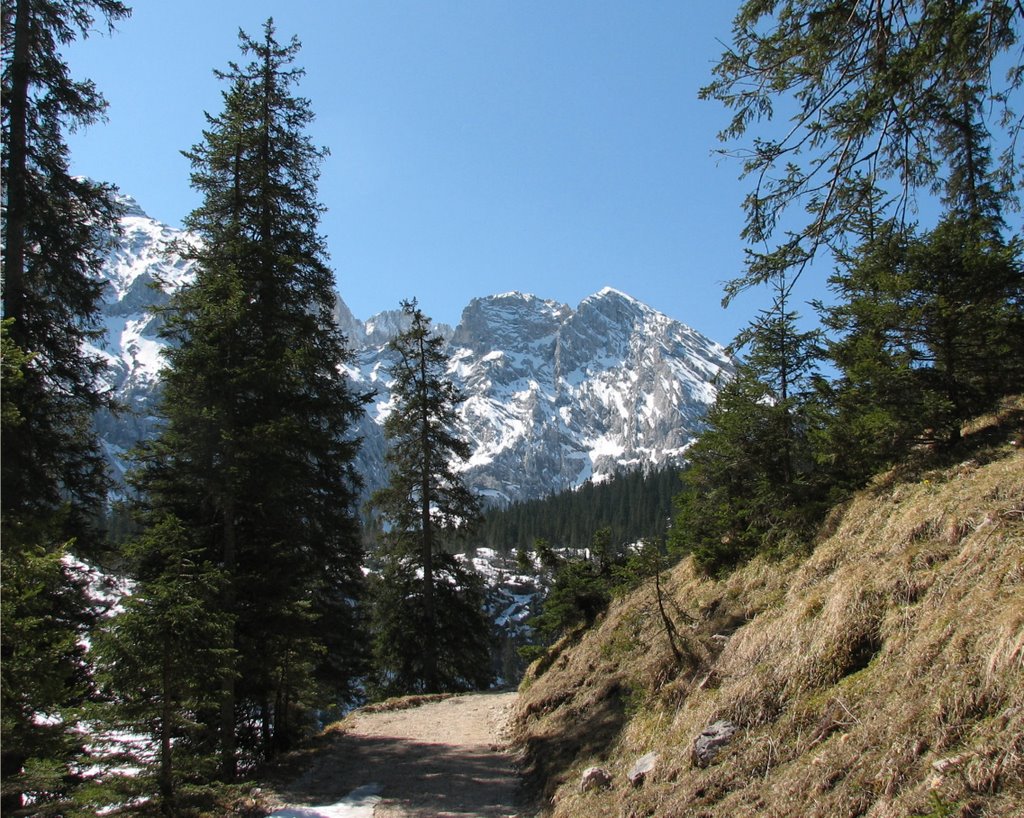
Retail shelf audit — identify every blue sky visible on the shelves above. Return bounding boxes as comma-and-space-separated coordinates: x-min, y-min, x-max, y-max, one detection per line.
66, 1, 797, 344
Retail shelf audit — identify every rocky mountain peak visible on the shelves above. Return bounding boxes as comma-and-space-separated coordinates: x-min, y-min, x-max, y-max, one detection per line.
451, 292, 570, 355
91, 195, 733, 504
114, 192, 148, 219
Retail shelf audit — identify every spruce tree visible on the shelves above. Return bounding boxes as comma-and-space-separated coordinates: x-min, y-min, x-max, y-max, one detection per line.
369, 300, 491, 695
821, 213, 1023, 479
529, 527, 621, 641
1, 1, 129, 811
691, 1, 1022, 562
1, 0, 129, 528
93, 515, 233, 812
670, 282, 825, 574
125, 19, 368, 780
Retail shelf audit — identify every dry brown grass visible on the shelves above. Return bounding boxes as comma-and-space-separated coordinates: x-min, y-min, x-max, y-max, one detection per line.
511, 398, 1024, 817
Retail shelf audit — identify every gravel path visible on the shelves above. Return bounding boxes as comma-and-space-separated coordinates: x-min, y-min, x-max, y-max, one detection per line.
269, 691, 527, 818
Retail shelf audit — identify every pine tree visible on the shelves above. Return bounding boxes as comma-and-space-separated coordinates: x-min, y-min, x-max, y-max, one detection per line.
820, 213, 1024, 479
1, 0, 129, 529
93, 515, 233, 813
369, 300, 490, 695
670, 282, 825, 574
1, 1, 129, 810
529, 527, 625, 643
368, 552, 492, 698
692, 1, 1022, 564
126, 19, 368, 780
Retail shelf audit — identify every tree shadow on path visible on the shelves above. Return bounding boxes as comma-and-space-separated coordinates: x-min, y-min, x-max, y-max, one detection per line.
275, 729, 527, 817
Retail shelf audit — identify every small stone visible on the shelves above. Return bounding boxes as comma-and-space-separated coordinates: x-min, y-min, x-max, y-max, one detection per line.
692, 719, 738, 768
627, 751, 659, 787
932, 754, 966, 773
580, 765, 613, 792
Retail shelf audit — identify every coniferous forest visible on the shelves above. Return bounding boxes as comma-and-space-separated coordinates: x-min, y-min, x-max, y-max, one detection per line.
473, 466, 682, 556
2, 2, 1023, 815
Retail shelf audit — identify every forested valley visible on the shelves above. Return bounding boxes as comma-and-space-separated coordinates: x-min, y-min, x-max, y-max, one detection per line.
2, 1, 1022, 816
472, 466, 681, 557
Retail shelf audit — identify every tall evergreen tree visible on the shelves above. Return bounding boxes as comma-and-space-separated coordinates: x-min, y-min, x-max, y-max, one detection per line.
125, 19, 368, 781
369, 300, 490, 695
1, 1, 129, 811
670, 281, 825, 574
1, 0, 129, 527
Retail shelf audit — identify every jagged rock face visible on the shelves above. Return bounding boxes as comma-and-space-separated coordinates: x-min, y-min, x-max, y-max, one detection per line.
88, 196, 196, 484
431, 289, 731, 503
91, 197, 732, 502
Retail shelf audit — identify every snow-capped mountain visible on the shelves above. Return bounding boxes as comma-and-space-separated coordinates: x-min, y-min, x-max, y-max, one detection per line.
348, 289, 731, 502
90, 196, 197, 484
91, 197, 732, 502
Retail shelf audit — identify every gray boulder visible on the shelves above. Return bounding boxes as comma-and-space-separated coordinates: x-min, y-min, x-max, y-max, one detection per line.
627, 751, 659, 786
692, 720, 738, 768
580, 766, 613, 792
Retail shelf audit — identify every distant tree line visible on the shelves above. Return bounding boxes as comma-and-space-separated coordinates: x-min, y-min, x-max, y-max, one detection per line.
471, 466, 682, 556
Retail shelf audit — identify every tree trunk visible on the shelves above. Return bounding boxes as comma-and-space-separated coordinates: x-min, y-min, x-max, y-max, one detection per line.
262, 694, 273, 760
3, 0, 31, 347
654, 561, 684, 666
159, 641, 175, 814
419, 336, 438, 692
220, 497, 237, 781
0, 749, 26, 814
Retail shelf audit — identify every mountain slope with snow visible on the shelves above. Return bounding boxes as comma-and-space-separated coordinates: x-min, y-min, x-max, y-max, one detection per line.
91, 197, 732, 502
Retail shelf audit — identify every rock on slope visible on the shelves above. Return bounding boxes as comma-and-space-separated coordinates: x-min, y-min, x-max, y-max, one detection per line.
511, 398, 1024, 818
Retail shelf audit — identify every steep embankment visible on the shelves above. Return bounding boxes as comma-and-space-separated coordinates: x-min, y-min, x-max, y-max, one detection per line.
511, 399, 1023, 817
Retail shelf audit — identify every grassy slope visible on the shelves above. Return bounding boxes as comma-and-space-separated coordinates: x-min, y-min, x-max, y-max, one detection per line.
511, 399, 1023, 818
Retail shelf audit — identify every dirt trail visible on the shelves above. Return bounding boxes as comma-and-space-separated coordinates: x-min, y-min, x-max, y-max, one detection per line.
269, 691, 528, 818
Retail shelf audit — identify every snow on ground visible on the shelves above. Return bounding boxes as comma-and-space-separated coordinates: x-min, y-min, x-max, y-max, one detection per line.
269, 784, 382, 818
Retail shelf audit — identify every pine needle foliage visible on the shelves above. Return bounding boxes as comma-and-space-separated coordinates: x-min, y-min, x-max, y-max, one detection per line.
93, 515, 233, 812
670, 285, 827, 575
122, 19, 369, 784
820, 212, 1024, 486
369, 300, 491, 696
700, 0, 1023, 299
678, 2, 1024, 577
1, 2, 129, 812
1, 0, 129, 530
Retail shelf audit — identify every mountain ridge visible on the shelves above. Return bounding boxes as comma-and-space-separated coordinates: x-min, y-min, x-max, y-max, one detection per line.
91, 196, 733, 502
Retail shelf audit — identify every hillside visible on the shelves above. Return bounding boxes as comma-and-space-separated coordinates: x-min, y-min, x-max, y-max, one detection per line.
510, 398, 1023, 817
